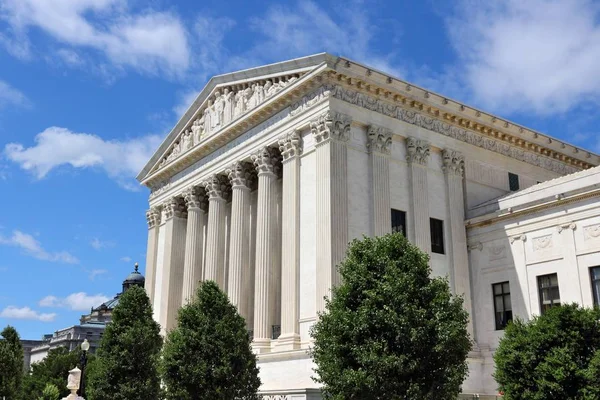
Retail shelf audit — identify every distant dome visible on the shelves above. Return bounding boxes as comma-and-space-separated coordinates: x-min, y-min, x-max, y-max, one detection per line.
122, 263, 145, 292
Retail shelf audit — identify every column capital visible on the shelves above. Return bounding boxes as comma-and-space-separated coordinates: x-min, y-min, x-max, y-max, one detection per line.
162, 197, 186, 220
226, 161, 257, 189
183, 186, 208, 211
367, 125, 392, 155
146, 207, 162, 228
442, 148, 465, 177
278, 130, 303, 161
252, 147, 282, 177
310, 110, 352, 144
202, 174, 231, 201
406, 137, 430, 166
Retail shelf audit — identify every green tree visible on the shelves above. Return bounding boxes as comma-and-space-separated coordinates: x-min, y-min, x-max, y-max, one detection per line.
310, 233, 471, 399
39, 383, 60, 400
161, 281, 260, 400
0, 325, 23, 399
494, 304, 600, 400
87, 285, 162, 400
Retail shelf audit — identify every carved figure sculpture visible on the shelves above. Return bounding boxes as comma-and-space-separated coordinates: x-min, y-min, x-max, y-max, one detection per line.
203, 99, 213, 135
223, 87, 234, 124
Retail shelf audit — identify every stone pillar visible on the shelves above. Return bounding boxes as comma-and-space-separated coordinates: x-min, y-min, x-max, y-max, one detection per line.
226, 161, 256, 321
277, 130, 303, 350
442, 149, 474, 337
144, 207, 161, 305
159, 197, 187, 335
181, 187, 207, 305
252, 146, 281, 353
367, 125, 392, 237
406, 137, 431, 253
202, 175, 231, 289
510, 234, 530, 316
311, 111, 352, 313
557, 223, 581, 304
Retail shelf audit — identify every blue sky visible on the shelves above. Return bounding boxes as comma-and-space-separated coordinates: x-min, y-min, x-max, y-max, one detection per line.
1, 0, 600, 340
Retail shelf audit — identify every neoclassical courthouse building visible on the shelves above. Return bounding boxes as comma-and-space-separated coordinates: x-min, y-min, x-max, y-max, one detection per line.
137, 54, 600, 398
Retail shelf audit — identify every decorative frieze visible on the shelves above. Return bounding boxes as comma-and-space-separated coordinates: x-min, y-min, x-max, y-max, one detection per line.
406, 137, 430, 166
226, 161, 257, 189
201, 174, 231, 201
584, 224, 600, 240
442, 149, 465, 177
532, 235, 553, 251
310, 110, 352, 144
366, 125, 393, 155
278, 130, 303, 161
162, 197, 186, 220
252, 147, 282, 176
146, 207, 161, 228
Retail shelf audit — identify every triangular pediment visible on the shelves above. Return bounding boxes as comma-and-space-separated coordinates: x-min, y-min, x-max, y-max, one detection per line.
137, 53, 334, 183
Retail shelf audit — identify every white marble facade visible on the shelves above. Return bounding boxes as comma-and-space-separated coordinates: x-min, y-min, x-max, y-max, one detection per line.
137, 53, 599, 398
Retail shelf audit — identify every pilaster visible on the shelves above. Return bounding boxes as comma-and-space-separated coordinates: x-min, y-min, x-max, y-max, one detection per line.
367, 125, 392, 237
406, 137, 431, 253
252, 146, 282, 353
202, 175, 231, 289
510, 234, 530, 316
181, 187, 208, 305
277, 130, 303, 350
557, 223, 581, 304
311, 111, 351, 313
159, 197, 187, 335
144, 207, 161, 305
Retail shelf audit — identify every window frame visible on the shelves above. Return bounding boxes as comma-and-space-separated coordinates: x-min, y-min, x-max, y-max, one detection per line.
508, 172, 520, 191
391, 209, 407, 237
492, 281, 513, 330
590, 266, 600, 307
538, 273, 561, 314
430, 218, 445, 254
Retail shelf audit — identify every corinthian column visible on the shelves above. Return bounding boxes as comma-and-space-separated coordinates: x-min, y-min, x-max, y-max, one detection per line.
277, 130, 302, 350
202, 175, 231, 289
367, 125, 393, 237
226, 161, 255, 321
442, 149, 473, 337
406, 137, 431, 254
159, 197, 187, 335
144, 207, 161, 305
252, 146, 281, 353
181, 187, 207, 305
311, 111, 352, 313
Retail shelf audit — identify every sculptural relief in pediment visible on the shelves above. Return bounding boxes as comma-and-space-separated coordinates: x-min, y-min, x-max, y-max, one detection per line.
158, 73, 304, 169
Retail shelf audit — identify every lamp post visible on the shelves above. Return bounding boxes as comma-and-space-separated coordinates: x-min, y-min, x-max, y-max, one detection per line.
79, 339, 90, 398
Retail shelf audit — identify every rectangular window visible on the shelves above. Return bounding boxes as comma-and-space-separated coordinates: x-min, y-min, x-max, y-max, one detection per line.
538, 273, 560, 314
430, 218, 445, 254
509, 172, 520, 191
391, 209, 407, 237
590, 267, 600, 307
493, 282, 513, 330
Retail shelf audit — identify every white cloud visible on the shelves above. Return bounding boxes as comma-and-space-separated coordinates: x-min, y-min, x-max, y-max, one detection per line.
39, 292, 109, 311
0, 230, 78, 264
89, 269, 107, 280
90, 238, 113, 250
446, 0, 600, 115
0, 306, 56, 322
0, 80, 30, 110
120, 256, 131, 263
4, 127, 161, 190
0, 0, 190, 77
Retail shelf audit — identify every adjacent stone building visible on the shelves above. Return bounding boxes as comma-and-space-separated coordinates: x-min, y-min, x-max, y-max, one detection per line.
137, 53, 599, 397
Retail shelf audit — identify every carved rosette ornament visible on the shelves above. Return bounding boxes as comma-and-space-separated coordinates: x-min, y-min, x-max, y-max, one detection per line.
278, 130, 303, 161
202, 175, 231, 201
310, 111, 352, 144
226, 161, 257, 189
366, 125, 393, 155
183, 187, 208, 211
146, 207, 162, 228
252, 147, 282, 176
442, 149, 465, 176
162, 197, 186, 220
405, 137, 430, 166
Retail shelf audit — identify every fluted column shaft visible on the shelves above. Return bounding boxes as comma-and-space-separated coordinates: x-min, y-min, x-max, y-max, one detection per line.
252, 147, 281, 353
406, 137, 431, 254
182, 188, 207, 305
227, 162, 254, 322
203, 175, 230, 289
144, 207, 161, 305
312, 112, 351, 314
159, 198, 187, 335
278, 131, 302, 349
442, 149, 474, 337
368, 126, 392, 236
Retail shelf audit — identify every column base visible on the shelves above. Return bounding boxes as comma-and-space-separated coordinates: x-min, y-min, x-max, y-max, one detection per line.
252, 338, 272, 354
275, 333, 301, 351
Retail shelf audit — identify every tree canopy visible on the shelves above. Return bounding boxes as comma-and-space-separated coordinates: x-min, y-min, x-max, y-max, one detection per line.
494, 304, 600, 400
0, 325, 23, 399
87, 285, 162, 400
161, 280, 261, 400
310, 233, 471, 399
